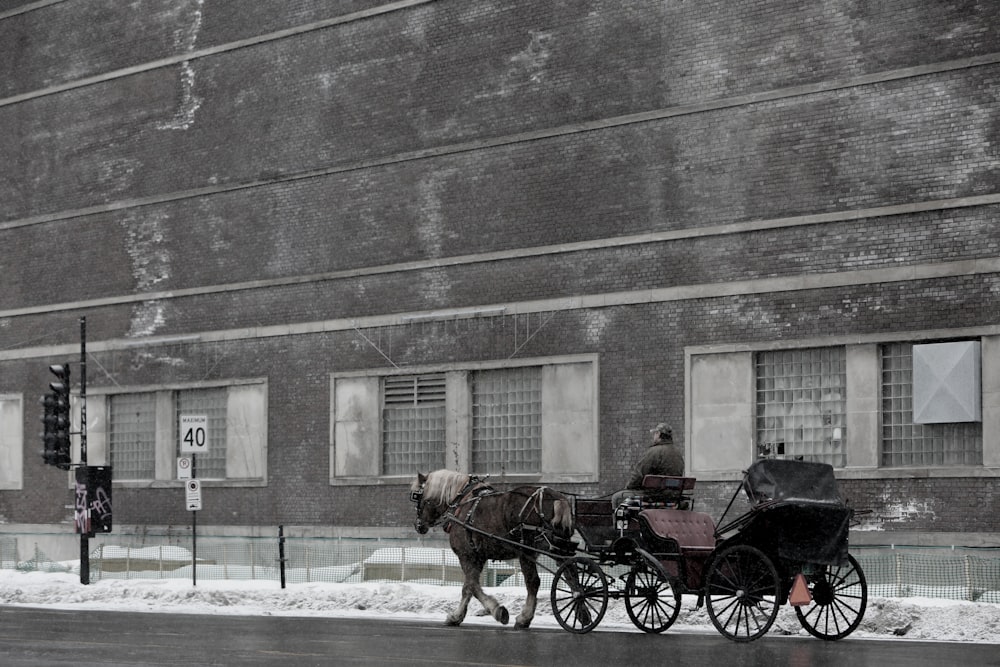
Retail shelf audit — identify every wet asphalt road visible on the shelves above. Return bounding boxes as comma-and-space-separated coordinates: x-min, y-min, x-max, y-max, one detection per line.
0, 606, 998, 666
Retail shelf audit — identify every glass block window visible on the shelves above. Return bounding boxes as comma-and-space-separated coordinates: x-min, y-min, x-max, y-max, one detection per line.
881, 343, 982, 466
756, 347, 846, 467
176, 387, 228, 479
382, 374, 446, 475
472, 367, 542, 474
109, 393, 156, 480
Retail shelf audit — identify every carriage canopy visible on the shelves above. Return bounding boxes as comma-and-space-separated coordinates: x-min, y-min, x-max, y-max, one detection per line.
743, 459, 844, 505
738, 459, 852, 566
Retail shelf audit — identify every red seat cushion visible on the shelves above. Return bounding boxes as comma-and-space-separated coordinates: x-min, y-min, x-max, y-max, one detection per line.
639, 509, 716, 550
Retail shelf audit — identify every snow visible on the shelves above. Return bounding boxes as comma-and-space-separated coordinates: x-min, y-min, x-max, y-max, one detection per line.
2, 567, 1000, 642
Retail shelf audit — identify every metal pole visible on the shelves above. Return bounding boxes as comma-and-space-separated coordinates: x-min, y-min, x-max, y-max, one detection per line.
278, 525, 286, 589
79, 316, 89, 585
192, 452, 197, 587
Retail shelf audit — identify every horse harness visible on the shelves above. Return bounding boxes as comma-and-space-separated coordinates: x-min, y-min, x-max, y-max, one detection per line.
450, 482, 562, 552
412, 475, 563, 552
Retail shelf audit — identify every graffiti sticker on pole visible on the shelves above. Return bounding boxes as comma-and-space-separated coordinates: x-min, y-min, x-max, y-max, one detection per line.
179, 414, 209, 453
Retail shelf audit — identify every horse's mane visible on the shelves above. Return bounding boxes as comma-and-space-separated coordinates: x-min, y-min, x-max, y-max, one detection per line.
420, 469, 471, 505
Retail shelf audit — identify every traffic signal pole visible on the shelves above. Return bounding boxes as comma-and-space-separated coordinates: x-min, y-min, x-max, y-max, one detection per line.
79, 317, 89, 585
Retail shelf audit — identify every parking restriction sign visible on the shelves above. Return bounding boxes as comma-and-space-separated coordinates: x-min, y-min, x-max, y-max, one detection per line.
185, 479, 202, 511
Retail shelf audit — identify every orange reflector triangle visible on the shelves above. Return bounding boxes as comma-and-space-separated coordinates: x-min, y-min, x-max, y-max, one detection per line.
789, 573, 812, 606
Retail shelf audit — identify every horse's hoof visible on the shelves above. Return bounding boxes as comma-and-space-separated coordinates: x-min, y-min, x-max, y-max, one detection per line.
514, 618, 532, 630
494, 606, 510, 625
445, 616, 462, 626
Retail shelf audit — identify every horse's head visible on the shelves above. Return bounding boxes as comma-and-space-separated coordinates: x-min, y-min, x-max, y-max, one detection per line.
410, 469, 468, 534
410, 471, 438, 534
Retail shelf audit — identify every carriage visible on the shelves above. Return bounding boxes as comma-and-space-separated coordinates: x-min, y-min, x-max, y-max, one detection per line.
410, 457, 867, 642
553, 458, 868, 641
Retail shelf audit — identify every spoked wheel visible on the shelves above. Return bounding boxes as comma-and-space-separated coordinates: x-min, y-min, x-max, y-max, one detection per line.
794, 554, 868, 640
705, 544, 781, 642
550, 556, 609, 634
624, 548, 681, 633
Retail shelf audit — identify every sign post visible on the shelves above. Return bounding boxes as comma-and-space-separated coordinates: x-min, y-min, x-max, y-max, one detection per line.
179, 414, 208, 586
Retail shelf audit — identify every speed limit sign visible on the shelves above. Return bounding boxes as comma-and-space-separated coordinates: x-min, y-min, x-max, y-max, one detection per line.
179, 414, 209, 453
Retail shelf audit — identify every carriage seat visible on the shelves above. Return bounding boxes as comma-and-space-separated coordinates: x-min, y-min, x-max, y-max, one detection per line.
639, 508, 715, 552
639, 508, 717, 588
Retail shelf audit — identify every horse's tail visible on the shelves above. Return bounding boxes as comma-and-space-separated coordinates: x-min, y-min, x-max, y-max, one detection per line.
551, 496, 574, 539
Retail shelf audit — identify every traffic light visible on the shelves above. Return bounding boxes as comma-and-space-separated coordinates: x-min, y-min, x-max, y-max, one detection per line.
41, 364, 72, 470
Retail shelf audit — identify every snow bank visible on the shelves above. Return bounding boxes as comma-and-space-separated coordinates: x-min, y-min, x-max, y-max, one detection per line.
1, 569, 999, 642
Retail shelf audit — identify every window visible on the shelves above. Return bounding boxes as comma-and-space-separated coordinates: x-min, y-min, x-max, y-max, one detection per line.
382, 375, 446, 475
331, 356, 599, 483
0, 395, 24, 490
755, 347, 846, 467
176, 387, 228, 480
472, 367, 542, 474
99, 381, 267, 485
109, 392, 157, 481
881, 343, 982, 466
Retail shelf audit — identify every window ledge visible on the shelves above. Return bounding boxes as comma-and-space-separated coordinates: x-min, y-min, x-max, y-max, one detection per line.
331, 473, 598, 486
112, 479, 268, 489
692, 466, 1000, 482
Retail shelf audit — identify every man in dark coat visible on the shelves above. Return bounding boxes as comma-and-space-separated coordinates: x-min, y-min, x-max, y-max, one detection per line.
613, 423, 685, 506
626, 423, 684, 488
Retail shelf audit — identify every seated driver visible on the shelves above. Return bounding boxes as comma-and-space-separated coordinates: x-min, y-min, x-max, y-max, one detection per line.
613, 423, 685, 507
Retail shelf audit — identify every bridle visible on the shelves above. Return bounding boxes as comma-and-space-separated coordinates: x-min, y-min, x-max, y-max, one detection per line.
411, 474, 490, 534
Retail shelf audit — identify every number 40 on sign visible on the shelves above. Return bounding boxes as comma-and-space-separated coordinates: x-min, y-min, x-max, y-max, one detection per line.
179, 414, 209, 453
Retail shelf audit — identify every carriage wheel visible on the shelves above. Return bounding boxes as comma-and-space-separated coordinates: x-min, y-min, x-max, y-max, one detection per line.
794, 554, 868, 640
550, 557, 608, 634
624, 549, 681, 633
705, 544, 780, 642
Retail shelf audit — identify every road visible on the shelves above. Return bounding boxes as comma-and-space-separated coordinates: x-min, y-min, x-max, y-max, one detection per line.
1, 607, 998, 667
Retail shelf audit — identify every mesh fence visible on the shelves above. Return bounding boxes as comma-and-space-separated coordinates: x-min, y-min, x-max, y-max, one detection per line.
3, 532, 1000, 601
852, 546, 1000, 603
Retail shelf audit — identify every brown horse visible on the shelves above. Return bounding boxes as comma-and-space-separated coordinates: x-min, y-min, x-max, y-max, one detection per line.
410, 469, 575, 629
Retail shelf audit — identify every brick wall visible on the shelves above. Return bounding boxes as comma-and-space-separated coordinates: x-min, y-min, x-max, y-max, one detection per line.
1, 1, 999, 538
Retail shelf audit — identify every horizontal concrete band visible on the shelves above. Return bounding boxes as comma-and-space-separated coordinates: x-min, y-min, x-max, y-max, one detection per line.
2, 192, 998, 321
0, 0, 435, 107
3, 254, 998, 362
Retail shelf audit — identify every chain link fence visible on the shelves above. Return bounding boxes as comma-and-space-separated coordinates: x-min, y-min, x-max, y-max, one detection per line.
3, 533, 1000, 601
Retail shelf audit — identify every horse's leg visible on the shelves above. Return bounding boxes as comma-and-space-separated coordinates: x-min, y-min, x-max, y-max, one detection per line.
447, 554, 509, 625
465, 559, 510, 625
446, 556, 477, 626
514, 554, 540, 629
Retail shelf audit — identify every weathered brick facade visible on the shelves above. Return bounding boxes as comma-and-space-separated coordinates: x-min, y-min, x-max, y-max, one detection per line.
1, 0, 999, 545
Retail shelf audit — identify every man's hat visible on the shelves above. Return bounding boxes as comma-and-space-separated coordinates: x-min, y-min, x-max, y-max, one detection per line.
650, 423, 672, 437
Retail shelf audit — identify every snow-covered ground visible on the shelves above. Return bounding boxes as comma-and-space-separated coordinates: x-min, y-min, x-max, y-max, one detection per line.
1, 567, 999, 642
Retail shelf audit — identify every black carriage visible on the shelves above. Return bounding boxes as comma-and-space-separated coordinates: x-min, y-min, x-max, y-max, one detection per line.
551, 458, 868, 642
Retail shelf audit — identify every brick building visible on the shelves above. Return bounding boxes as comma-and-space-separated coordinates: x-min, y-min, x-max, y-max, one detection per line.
1, 0, 999, 553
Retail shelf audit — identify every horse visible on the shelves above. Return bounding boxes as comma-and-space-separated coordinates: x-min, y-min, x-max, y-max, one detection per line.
410, 469, 575, 629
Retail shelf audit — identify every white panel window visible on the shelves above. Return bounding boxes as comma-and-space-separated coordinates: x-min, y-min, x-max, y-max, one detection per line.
689, 352, 754, 474
912, 341, 982, 424
0, 395, 24, 490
